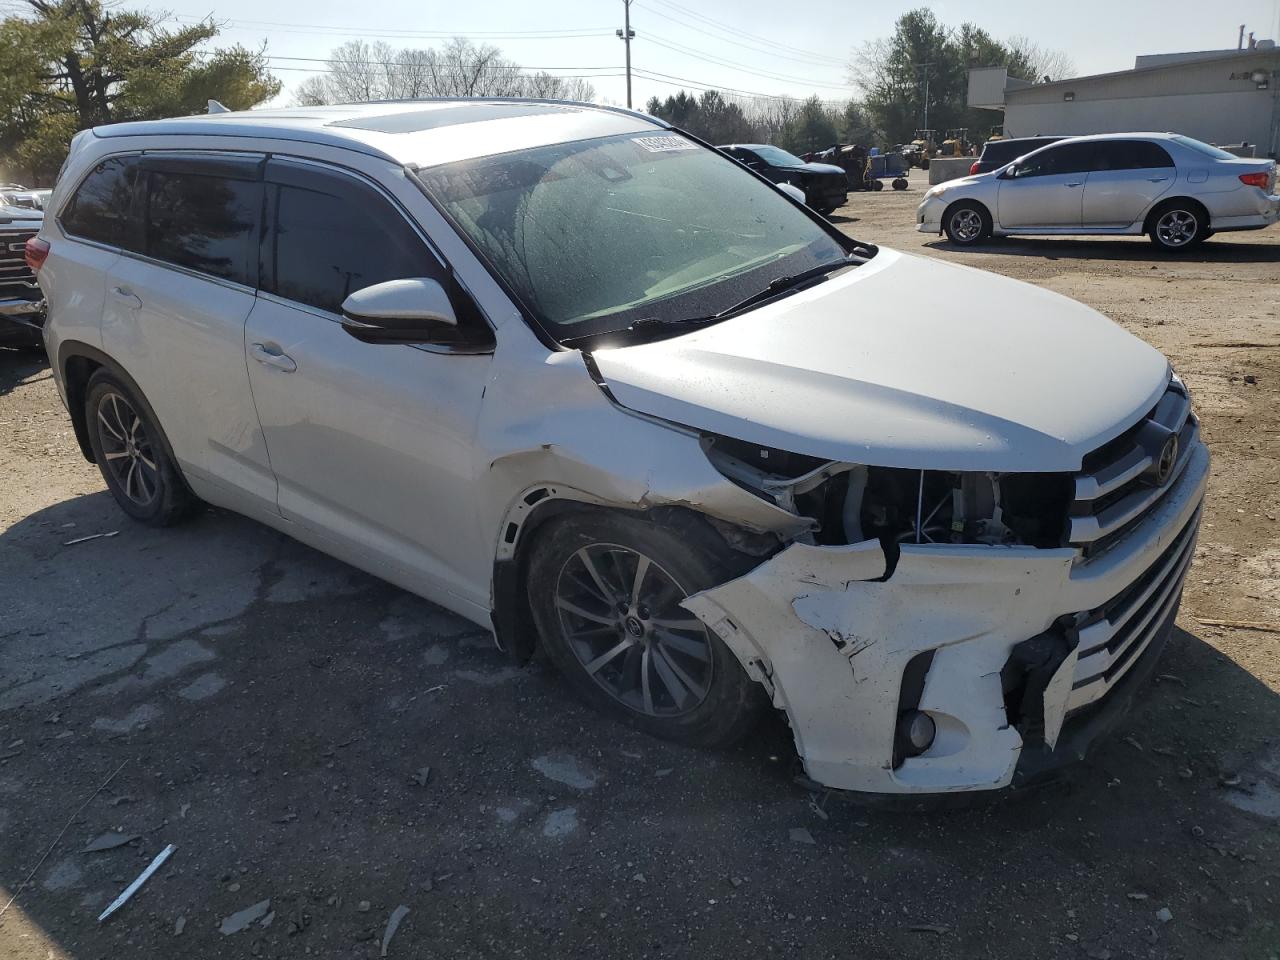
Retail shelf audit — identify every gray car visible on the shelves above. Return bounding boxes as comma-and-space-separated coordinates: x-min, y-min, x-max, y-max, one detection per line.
917, 132, 1279, 251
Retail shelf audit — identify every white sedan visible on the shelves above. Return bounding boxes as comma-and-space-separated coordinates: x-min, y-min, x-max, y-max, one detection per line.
917, 132, 1279, 251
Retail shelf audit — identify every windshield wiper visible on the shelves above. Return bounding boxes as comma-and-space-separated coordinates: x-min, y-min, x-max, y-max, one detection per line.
561, 256, 862, 349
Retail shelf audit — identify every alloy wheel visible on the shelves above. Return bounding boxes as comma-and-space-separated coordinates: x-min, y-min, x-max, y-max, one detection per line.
554, 543, 714, 718
1156, 209, 1198, 248
950, 208, 983, 242
96, 391, 160, 507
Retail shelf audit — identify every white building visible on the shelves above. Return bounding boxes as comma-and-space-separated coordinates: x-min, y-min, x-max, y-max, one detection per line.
969, 43, 1280, 157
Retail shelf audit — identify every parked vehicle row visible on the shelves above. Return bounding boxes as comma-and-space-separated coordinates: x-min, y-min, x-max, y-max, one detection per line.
918, 132, 1280, 251
33, 101, 1207, 796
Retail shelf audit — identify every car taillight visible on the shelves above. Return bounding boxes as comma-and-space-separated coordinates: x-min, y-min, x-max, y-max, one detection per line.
25, 236, 49, 272
969, 161, 980, 176
1239, 172, 1270, 189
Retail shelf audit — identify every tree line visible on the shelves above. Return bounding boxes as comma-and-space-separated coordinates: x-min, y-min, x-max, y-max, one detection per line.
648, 9, 1073, 153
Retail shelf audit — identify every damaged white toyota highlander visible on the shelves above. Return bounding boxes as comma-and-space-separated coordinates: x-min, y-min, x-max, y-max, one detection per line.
36, 100, 1208, 796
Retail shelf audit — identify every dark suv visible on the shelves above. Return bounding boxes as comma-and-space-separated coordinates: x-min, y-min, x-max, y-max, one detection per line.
719, 144, 848, 214
969, 136, 1063, 176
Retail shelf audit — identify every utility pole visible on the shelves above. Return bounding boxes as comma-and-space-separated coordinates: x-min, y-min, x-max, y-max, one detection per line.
617, 0, 635, 108
914, 62, 934, 131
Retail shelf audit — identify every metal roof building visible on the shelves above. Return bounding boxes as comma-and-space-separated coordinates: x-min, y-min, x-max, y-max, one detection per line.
969, 43, 1280, 158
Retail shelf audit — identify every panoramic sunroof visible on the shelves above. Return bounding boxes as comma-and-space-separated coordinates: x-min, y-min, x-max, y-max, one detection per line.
330, 102, 580, 134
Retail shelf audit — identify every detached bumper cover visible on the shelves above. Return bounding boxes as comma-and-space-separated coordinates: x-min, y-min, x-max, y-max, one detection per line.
683, 439, 1209, 795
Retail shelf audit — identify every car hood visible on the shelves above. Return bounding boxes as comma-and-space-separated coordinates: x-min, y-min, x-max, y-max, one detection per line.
589, 248, 1170, 473
790, 161, 845, 176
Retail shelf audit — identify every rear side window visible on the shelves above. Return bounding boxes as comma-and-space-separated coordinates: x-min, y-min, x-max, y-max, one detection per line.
263, 163, 445, 315
141, 168, 260, 286
60, 157, 138, 246
1090, 140, 1175, 171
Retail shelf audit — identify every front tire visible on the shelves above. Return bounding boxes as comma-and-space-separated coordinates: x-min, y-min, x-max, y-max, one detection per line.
943, 200, 992, 245
527, 512, 765, 748
85, 370, 198, 526
1148, 200, 1209, 252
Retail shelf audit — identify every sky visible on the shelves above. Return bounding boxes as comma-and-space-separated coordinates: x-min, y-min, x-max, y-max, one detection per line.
160, 0, 1280, 109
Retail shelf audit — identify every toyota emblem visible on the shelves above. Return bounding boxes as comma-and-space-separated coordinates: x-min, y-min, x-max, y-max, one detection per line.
1154, 435, 1179, 486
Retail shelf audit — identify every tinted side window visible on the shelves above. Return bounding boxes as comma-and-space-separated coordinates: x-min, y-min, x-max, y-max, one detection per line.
60, 157, 138, 246
1134, 141, 1174, 168
265, 168, 444, 315
142, 170, 259, 285
1017, 142, 1094, 177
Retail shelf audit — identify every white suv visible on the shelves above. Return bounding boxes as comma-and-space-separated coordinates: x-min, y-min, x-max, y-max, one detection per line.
36, 100, 1208, 796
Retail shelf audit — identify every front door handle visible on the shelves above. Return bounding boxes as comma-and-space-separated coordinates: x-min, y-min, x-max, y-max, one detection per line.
1064, 181, 1084, 188
250, 342, 297, 373
110, 286, 142, 309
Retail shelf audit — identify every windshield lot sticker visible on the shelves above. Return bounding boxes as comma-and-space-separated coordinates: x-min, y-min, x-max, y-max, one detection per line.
634, 135, 698, 153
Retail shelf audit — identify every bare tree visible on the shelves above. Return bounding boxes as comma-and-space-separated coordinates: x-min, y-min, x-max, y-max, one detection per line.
1007, 37, 1075, 82
292, 37, 595, 105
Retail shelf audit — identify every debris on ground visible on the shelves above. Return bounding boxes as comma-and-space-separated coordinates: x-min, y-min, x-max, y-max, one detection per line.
220, 899, 273, 935
380, 904, 409, 956
63, 530, 119, 546
908, 923, 949, 934
358, 900, 372, 913
97, 843, 175, 923
83, 831, 140, 852
174, 916, 186, 936
1127, 892, 1149, 900
1195, 617, 1280, 634
1156, 907, 1173, 923
788, 827, 815, 845
411, 766, 431, 787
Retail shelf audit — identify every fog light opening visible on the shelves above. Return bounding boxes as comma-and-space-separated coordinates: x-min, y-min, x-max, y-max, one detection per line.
899, 709, 937, 757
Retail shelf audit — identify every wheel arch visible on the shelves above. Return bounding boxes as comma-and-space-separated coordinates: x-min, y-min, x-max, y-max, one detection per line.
490, 487, 781, 665
942, 196, 993, 226
1142, 195, 1209, 235
57, 341, 185, 483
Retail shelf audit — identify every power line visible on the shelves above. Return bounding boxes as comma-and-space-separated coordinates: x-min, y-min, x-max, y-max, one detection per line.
643, 33, 852, 90
169, 14, 612, 41
632, 1, 846, 68
644, 0, 847, 64
632, 67, 847, 106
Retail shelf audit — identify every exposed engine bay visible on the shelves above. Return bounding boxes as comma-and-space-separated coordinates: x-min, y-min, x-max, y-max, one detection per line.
702, 434, 1072, 558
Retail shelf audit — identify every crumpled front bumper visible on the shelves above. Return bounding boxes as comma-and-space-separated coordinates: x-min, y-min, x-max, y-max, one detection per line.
916, 195, 944, 233
683, 440, 1209, 795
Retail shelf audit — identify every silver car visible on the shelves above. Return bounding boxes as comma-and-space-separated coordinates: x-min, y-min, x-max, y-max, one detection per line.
917, 132, 1279, 251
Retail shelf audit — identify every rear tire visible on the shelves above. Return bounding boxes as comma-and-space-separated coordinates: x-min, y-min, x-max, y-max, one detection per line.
871, 179, 884, 191
85, 369, 198, 526
1148, 200, 1209, 252
943, 200, 992, 245
892, 177, 909, 191
527, 512, 765, 748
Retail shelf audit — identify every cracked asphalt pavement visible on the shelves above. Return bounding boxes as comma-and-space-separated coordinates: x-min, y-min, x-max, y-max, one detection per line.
2, 182, 1279, 959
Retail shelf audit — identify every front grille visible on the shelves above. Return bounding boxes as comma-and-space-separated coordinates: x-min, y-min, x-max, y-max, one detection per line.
1068, 379, 1197, 556
1066, 504, 1200, 714
0, 229, 40, 299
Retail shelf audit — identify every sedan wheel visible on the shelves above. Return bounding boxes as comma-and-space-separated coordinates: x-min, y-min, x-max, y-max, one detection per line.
555, 543, 713, 718
943, 202, 991, 245
1152, 207, 1201, 250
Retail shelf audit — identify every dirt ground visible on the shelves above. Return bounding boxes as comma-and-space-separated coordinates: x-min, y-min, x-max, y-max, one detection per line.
2, 177, 1278, 960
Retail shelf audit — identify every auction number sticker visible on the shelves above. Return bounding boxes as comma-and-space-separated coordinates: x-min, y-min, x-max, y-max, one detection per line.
633, 134, 698, 152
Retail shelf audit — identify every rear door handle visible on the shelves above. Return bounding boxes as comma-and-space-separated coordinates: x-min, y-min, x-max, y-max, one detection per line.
1148, 176, 1170, 183
110, 286, 142, 309
250, 342, 297, 373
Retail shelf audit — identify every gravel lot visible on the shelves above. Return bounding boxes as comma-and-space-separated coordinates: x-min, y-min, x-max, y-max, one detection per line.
2, 177, 1278, 959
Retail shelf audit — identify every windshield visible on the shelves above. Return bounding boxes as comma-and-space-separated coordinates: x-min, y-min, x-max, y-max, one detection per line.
418, 132, 848, 342
1172, 135, 1237, 161
750, 145, 806, 167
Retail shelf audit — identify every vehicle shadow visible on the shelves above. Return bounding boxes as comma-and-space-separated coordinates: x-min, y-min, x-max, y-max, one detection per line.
0, 347, 49, 398
1, 490, 1278, 958
924, 235, 1280, 263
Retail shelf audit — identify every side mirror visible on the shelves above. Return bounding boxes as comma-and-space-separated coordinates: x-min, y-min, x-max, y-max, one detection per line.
340, 278, 459, 345
999, 164, 1018, 179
